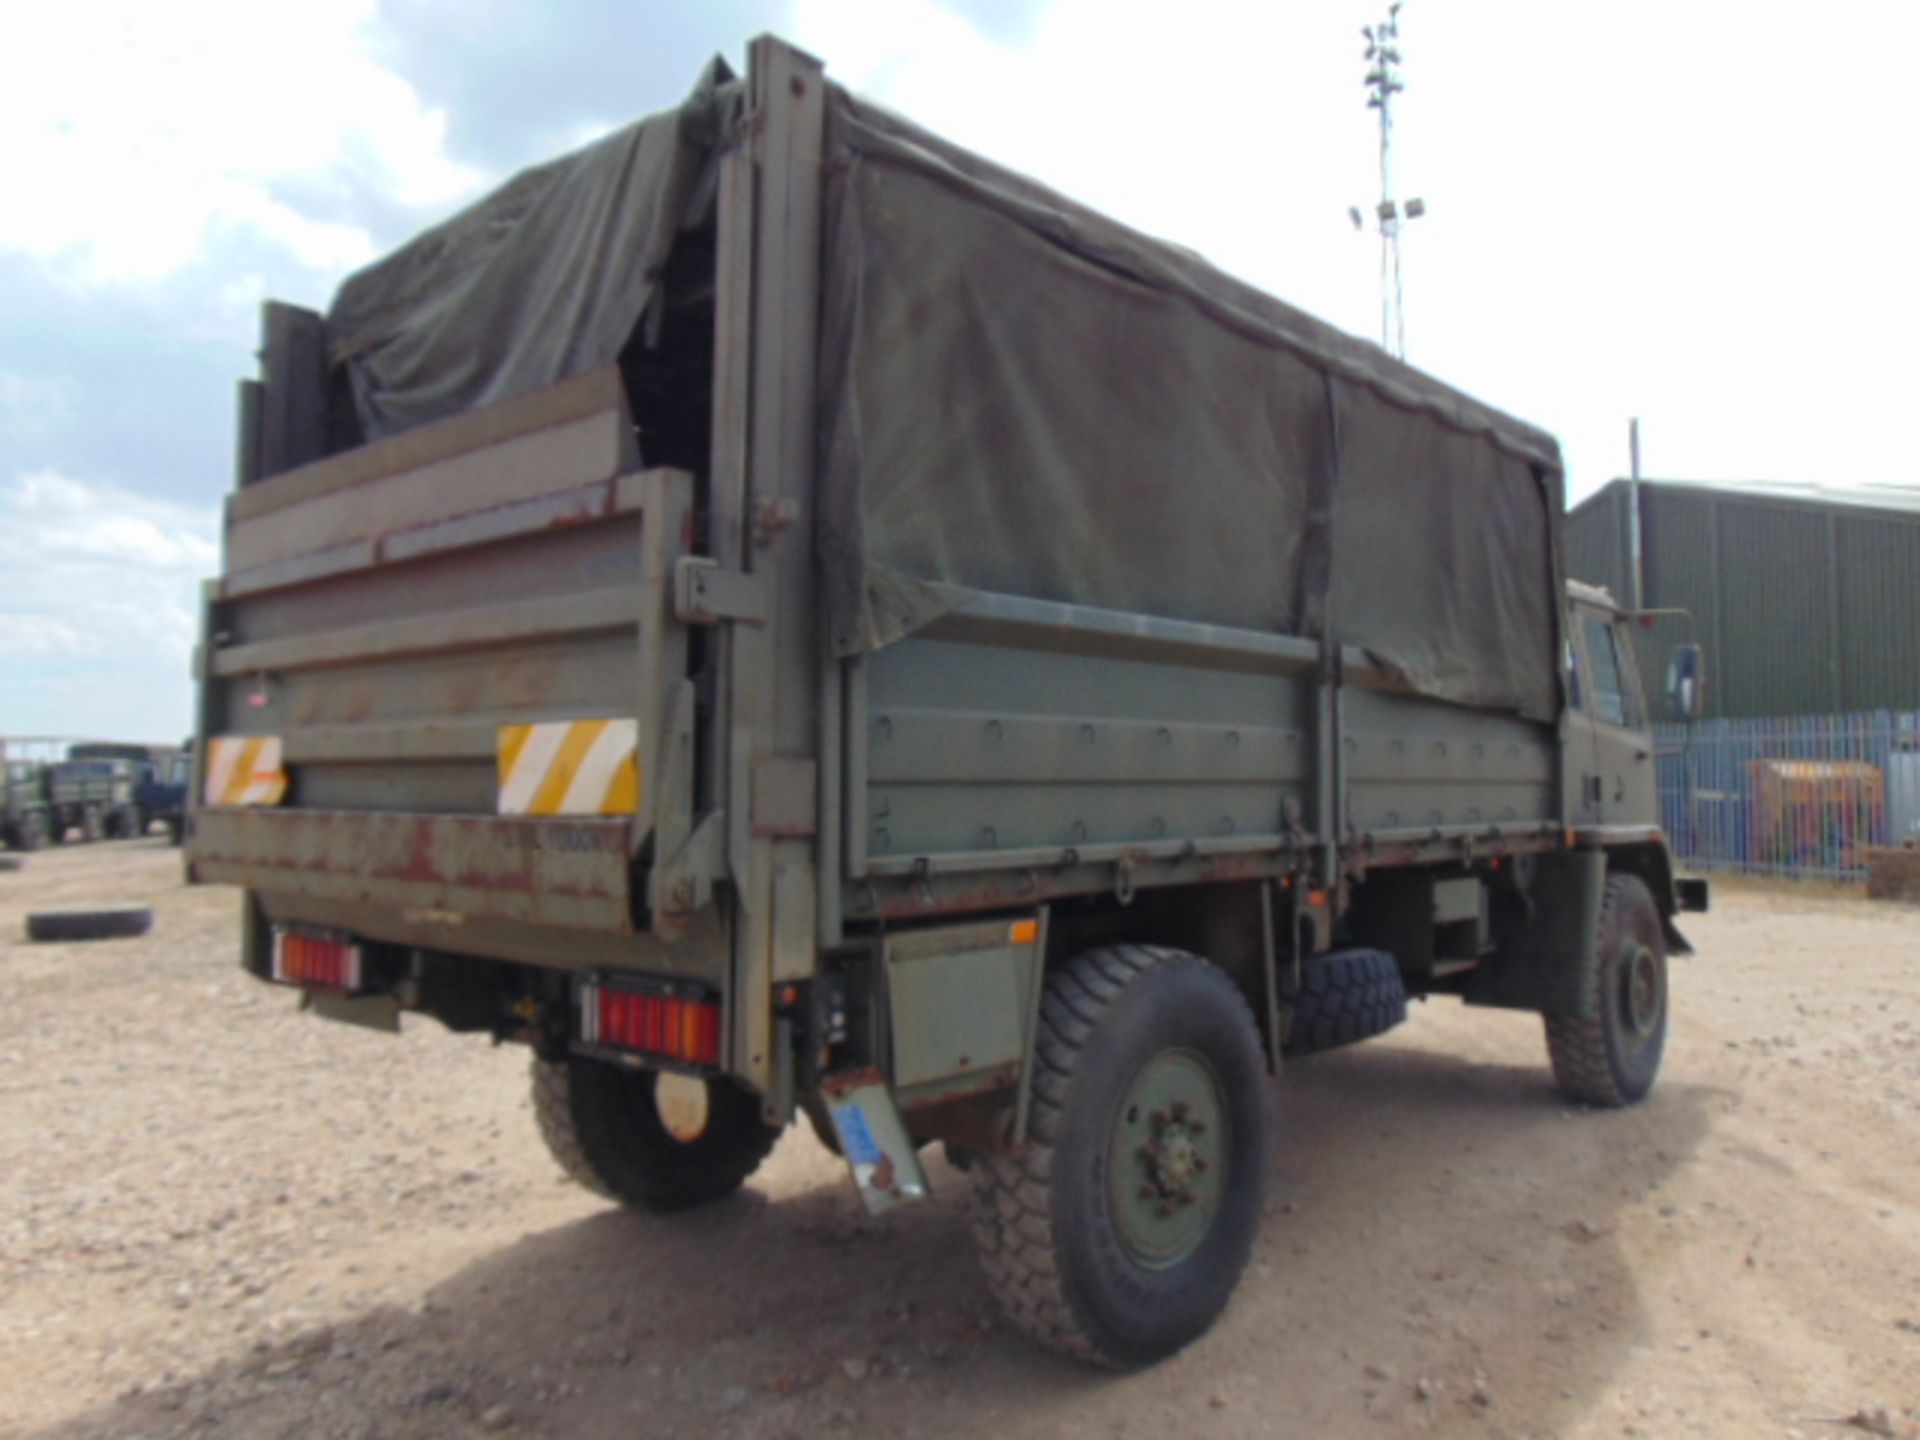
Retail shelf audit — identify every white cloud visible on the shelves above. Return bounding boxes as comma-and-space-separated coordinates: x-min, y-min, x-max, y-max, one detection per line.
0, 0, 479, 285
0, 470, 217, 737
0, 372, 81, 444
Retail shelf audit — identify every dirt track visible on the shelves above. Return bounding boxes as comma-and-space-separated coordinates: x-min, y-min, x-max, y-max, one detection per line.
2, 842, 1916, 1440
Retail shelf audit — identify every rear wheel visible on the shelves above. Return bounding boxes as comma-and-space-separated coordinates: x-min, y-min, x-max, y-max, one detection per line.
969, 945, 1270, 1368
531, 1057, 781, 1213
1544, 874, 1668, 1107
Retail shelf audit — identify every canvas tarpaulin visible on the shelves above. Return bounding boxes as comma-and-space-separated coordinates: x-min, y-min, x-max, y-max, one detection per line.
818, 88, 1564, 721
322, 55, 1565, 722
324, 60, 738, 442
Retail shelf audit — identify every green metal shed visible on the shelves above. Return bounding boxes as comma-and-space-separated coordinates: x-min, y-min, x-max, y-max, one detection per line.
1566, 479, 1920, 720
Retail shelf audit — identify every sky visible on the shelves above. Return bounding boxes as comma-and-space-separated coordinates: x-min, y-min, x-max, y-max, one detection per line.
2, 0, 1916, 741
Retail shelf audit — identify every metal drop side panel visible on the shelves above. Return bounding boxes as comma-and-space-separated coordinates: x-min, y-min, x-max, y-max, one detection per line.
189, 368, 696, 946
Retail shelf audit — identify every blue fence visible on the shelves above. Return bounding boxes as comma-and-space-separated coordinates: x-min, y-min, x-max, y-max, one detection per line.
1655, 711, 1920, 880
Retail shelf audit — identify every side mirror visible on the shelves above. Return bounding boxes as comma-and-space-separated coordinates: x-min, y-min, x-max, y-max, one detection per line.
1664, 643, 1704, 721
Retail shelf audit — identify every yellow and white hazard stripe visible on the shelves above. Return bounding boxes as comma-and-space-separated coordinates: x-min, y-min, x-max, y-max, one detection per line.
203, 735, 288, 807
497, 719, 640, 817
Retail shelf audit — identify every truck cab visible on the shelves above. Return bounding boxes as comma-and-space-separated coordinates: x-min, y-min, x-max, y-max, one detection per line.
1566, 580, 1658, 830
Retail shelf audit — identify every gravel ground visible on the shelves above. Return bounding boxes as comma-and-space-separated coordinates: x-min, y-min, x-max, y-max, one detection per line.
2, 841, 1916, 1440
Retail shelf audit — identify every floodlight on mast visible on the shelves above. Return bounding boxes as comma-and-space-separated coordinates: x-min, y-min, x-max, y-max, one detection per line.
1354, 2, 1423, 358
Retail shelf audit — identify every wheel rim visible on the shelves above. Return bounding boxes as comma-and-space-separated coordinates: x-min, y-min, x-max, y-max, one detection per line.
1106, 1049, 1228, 1269
653, 1072, 711, 1143
1618, 942, 1664, 1037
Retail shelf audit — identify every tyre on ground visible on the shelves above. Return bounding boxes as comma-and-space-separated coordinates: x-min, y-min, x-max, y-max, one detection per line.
969, 944, 1271, 1369
4, 814, 46, 852
1543, 873, 1668, 1107
531, 1056, 781, 1213
24, 906, 155, 942
1279, 947, 1407, 1058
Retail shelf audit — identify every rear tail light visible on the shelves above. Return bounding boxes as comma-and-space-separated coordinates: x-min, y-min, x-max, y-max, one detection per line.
271, 930, 363, 993
579, 978, 722, 1068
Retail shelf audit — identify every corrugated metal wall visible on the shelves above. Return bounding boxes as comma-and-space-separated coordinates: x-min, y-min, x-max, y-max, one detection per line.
1566, 480, 1920, 720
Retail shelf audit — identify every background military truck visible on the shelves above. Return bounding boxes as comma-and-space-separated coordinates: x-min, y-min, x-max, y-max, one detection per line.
2, 758, 52, 851
51, 743, 168, 842
187, 37, 1706, 1368
136, 744, 193, 845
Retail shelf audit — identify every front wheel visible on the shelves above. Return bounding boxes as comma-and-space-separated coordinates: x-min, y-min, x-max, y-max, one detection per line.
531, 1057, 781, 1213
970, 945, 1271, 1369
1544, 873, 1669, 1106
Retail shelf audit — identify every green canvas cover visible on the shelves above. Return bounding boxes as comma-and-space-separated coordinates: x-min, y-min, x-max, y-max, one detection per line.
322, 54, 1565, 723
818, 88, 1564, 721
325, 59, 738, 442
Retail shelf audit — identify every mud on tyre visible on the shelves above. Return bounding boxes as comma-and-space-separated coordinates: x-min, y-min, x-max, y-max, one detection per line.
969, 944, 1270, 1369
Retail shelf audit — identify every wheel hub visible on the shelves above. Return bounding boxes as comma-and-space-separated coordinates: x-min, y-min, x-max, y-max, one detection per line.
1109, 1054, 1226, 1265
1622, 944, 1662, 1034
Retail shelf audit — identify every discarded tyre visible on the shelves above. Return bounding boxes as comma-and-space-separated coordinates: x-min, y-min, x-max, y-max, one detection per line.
24, 906, 155, 942
1280, 947, 1408, 1058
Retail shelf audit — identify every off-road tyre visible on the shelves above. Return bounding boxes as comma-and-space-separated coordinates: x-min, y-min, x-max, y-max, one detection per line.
6, 815, 46, 852
531, 1056, 781, 1213
1279, 948, 1408, 1058
1544, 873, 1668, 1107
166, 814, 185, 846
25, 905, 154, 942
969, 945, 1270, 1369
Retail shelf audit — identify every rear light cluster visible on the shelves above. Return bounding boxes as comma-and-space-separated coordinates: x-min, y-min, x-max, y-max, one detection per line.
579, 979, 722, 1068
271, 931, 363, 992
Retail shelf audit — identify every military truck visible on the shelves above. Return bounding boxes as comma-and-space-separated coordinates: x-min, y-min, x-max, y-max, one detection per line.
136, 745, 193, 844
2, 759, 52, 851
49, 754, 142, 842
187, 38, 1706, 1368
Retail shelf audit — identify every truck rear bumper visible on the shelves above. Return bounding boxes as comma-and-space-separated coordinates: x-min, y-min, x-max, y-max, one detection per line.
191, 807, 635, 932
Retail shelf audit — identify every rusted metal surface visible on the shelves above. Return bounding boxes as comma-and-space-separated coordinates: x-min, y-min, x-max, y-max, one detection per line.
225, 474, 644, 600
228, 368, 631, 522
192, 809, 635, 933
227, 409, 637, 576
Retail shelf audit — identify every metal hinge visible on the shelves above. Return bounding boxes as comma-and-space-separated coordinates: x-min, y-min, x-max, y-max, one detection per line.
674, 557, 769, 626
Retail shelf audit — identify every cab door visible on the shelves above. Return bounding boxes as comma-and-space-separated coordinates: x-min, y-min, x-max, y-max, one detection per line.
1566, 611, 1605, 826
1579, 608, 1656, 827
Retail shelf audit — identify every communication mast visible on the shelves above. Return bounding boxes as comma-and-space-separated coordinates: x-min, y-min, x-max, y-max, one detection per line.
1352, 3, 1424, 359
